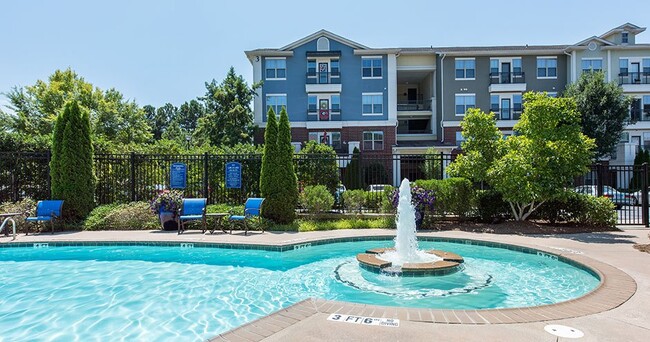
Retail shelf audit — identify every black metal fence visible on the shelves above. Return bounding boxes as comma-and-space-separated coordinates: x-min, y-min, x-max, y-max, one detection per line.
2, 151, 649, 226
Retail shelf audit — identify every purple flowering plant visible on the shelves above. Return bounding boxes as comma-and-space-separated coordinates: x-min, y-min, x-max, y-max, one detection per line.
150, 189, 184, 215
390, 186, 436, 213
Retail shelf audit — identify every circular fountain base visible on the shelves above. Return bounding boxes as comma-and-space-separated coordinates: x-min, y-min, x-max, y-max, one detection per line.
357, 248, 464, 276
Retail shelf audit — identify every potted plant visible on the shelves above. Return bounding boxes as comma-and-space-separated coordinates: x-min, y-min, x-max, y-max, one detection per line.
150, 190, 183, 230
391, 186, 435, 229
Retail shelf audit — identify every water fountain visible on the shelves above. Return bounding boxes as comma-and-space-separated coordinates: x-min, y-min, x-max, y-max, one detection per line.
356, 179, 464, 276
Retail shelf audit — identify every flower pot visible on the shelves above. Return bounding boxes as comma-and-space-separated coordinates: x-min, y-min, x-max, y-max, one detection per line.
159, 210, 178, 231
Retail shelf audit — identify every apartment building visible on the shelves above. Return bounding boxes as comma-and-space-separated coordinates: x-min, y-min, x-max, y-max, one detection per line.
245, 23, 650, 163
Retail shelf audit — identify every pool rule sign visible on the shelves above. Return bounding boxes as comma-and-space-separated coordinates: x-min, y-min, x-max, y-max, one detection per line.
226, 162, 242, 189
170, 163, 187, 189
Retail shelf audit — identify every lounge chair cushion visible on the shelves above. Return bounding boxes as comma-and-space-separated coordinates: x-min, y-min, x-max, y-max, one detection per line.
26, 216, 54, 222
179, 214, 204, 221
229, 215, 245, 221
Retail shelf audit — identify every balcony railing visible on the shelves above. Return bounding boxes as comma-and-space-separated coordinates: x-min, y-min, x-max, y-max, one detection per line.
490, 107, 522, 120
307, 109, 342, 121
619, 72, 650, 85
489, 72, 525, 85
397, 99, 432, 111
306, 72, 341, 84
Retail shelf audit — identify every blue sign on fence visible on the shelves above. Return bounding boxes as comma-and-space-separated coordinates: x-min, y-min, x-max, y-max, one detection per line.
225, 162, 242, 189
170, 163, 187, 189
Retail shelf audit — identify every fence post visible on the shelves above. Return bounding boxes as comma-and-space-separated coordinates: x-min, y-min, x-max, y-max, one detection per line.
203, 152, 209, 203
439, 151, 444, 180
643, 163, 649, 227
130, 152, 136, 202
46, 151, 51, 199
596, 163, 604, 197
357, 152, 363, 190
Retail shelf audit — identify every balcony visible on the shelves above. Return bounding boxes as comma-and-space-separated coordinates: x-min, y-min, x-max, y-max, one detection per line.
488, 72, 526, 93
490, 107, 522, 121
619, 72, 650, 85
397, 98, 432, 112
305, 72, 342, 93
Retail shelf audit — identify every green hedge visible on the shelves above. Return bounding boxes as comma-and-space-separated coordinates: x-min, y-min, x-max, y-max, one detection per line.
83, 202, 158, 230
534, 192, 617, 227
414, 178, 475, 219
0, 197, 37, 233
300, 185, 334, 213
475, 189, 511, 222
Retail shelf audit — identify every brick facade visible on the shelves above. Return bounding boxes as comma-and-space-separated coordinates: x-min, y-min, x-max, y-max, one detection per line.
255, 125, 396, 153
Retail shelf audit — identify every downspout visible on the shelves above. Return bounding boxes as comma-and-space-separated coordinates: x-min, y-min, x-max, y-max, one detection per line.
563, 49, 572, 85
440, 53, 446, 143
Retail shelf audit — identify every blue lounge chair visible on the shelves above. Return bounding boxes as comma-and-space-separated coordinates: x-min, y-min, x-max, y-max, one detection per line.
25, 200, 64, 235
229, 198, 264, 236
178, 198, 207, 234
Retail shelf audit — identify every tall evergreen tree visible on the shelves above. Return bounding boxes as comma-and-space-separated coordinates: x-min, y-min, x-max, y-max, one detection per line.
343, 147, 362, 189
51, 100, 96, 221
272, 107, 298, 223
260, 107, 279, 220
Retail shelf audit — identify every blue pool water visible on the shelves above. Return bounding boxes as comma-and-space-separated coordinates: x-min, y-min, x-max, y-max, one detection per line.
0, 240, 599, 341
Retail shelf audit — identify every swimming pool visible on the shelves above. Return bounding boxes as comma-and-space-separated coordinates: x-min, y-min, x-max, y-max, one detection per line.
0, 238, 599, 341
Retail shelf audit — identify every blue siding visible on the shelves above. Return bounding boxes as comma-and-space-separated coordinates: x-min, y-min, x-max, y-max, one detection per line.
262, 38, 389, 122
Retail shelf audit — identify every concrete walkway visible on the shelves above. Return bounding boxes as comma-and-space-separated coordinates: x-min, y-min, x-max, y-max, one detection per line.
2, 228, 649, 341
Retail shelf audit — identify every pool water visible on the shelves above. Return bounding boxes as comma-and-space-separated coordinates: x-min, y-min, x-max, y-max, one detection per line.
0, 240, 599, 341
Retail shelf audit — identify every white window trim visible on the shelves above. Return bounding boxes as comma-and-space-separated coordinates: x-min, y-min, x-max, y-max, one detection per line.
266, 93, 287, 117
454, 93, 476, 117
265, 57, 287, 81
361, 56, 383, 79
536, 56, 558, 80
362, 92, 384, 116
362, 130, 384, 151
455, 57, 476, 81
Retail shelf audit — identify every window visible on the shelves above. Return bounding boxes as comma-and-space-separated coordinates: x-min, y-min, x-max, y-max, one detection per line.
363, 131, 384, 151
309, 131, 341, 149
622, 32, 629, 44
308, 96, 317, 113
265, 58, 286, 79
537, 58, 557, 78
513, 94, 523, 112
490, 95, 499, 113
455, 131, 465, 145
455, 59, 475, 79
455, 94, 475, 115
643, 59, 650, 73
362, 57, 382, 78
362, 93, 383, 115
490, 59, 499, 75
581, 59, 602, 72
620, 132, 630, 143
620, 59, 629, 74
307, 60, 316, 76
513, 59, 522, 74
331, 59, 340, 76
266, 95, 286, 116
331, 95, 340, 112
644, 95, 650, 115
317, 37, 330, 51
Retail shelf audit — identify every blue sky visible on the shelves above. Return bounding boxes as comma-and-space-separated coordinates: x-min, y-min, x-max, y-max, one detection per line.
2, 0, 650, 109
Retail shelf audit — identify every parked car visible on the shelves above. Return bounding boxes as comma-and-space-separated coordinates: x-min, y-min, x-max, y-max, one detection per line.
334, 184, 346, 203
367, 184, 391, 193
573, 185, 634, 209
630, 190, 649, 206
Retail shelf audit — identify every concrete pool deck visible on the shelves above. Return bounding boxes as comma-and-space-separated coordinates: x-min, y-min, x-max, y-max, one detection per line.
2, 228, 649, 341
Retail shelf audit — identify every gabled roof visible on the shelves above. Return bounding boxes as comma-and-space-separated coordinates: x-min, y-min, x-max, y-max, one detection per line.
279, 29, 369, 51
572, 36, 615, 47
600, 22, 646, 39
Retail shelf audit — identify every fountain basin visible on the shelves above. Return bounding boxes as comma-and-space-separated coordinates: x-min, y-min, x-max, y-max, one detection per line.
357, 248, 464, 276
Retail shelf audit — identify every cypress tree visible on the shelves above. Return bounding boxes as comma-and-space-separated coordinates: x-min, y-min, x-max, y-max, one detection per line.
343, 147, 362, 189
50, 100, 96, 221
271, 107, 298, 223
260, 107, 278, 219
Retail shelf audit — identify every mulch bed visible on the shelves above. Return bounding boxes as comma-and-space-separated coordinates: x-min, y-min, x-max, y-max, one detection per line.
420, 221, 621, 235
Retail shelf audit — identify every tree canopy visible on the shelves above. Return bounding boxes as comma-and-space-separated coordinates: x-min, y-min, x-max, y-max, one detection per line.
564, 71, 631, 158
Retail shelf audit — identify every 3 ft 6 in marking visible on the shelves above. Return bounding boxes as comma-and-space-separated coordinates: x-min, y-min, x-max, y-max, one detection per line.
327, 314, 399, 327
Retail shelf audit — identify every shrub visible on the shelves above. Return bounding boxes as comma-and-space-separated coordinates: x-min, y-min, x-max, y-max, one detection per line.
83, 202, 158, 230
381, 185, 395, 213
534, 192, 617, 227
343, 190, 366, 213
476, 189, 511, 222
575, 195, 617, 227
297, 141, 339, 193
420, 147, 443, 179
51, 100, 96, 220
343, 147, 362, 190
300, 185, 335, 213
415, 178, 475, 219
207, 203, 243, 215
0, 197, 37, 233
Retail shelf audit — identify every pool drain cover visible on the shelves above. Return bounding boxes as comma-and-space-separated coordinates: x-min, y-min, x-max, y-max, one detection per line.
544, 324, 584, 339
